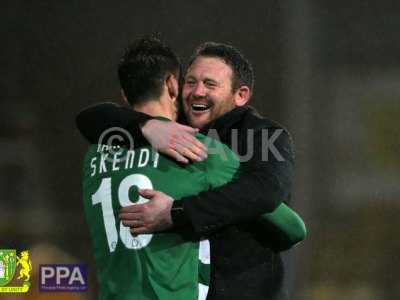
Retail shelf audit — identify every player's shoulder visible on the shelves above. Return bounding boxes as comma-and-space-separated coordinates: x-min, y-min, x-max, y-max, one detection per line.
194, 132, 230, 153
194, 132, 216, 144
194, 133, 240, 187
83, 144, 100, 159
195, 133, 240, 168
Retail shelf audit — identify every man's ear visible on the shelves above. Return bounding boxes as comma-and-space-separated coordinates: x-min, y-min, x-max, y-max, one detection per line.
234, 86, 251, 106
166, 74, 179, 100
120, 89, 130, 105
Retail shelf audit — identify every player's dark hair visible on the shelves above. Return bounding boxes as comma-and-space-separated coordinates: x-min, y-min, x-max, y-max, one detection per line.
118, 37, 181, 105
188, 42, 254, 93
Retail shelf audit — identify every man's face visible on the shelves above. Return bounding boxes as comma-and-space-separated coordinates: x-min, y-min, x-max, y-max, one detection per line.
182, 56, 236, 128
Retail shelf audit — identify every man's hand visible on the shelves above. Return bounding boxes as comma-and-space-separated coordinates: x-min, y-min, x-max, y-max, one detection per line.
141, 119, 207, 164
119, 189, 174, 234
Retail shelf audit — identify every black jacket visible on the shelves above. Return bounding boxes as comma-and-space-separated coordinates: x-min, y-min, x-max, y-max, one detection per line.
76, 104, 295, 300
181, 106, 294, 300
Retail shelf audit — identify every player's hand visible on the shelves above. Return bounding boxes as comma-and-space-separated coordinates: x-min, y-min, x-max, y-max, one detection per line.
119, 189, 174, 234
141, 119, 207, 164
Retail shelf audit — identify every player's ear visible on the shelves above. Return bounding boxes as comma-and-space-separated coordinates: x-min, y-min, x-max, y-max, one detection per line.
233, 85, 251, 106
166, 74, 179, 101
120, 89, 130, 105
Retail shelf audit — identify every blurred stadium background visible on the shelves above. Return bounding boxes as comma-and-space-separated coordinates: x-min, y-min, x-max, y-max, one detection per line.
1, 1, 399, 299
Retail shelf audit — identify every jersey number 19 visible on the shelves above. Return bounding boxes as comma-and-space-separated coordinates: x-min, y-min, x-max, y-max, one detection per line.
91, 174, 154, 252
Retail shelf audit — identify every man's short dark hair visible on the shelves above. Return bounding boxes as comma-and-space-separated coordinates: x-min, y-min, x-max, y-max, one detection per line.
118, 37, 180, 105
188, 42, 254, 93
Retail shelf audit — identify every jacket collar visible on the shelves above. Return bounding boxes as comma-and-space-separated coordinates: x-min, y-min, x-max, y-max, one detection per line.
200, 105, 255, 134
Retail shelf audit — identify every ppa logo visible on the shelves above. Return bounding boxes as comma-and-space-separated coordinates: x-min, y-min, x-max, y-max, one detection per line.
39, 264, 87, 292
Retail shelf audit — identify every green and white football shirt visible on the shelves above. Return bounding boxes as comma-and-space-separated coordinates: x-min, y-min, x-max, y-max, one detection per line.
82, 133, 239, 300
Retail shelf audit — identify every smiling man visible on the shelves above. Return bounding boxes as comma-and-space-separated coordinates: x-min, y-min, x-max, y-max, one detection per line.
77, 42, 300, 300
183, 55, 247, 128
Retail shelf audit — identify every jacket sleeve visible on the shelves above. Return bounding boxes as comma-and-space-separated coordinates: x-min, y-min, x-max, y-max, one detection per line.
75, 102, 152, 143
175, 127, 295, 236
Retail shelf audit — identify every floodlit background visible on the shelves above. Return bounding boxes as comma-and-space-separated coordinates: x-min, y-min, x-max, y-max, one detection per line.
1, 1, 399, 299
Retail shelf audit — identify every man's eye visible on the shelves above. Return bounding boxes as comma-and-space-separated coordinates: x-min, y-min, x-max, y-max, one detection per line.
205, 81, 216, 88
185, 79, 196, 85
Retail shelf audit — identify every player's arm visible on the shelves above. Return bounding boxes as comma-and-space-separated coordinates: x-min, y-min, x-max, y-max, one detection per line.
172, 127, 295, 236
202, 136, 305, 250
179, 134, 306, 251
259, 203, 307, 251
76, 102, 151, 144
76, 103, 206, 162
179, 134, 304, 251
77, 106, 301, 245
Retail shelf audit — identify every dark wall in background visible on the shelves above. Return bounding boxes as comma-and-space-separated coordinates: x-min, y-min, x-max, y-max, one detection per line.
1, 0, 284, 240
